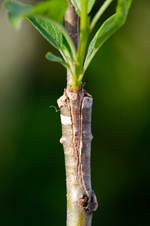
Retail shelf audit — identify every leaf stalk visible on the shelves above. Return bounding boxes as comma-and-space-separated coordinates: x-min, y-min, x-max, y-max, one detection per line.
89, 0, 113, 33
74, 0, 89, 87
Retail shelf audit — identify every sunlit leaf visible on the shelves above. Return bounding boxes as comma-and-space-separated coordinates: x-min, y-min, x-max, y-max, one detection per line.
4, 0, 67, 29
33, 0, 67, 22
4, 0, 73, 63
84, 0, 132, 72
4, 1, 32, 29
71, 0, 96, 16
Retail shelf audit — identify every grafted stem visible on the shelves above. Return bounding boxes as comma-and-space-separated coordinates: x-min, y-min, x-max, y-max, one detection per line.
59, 2, 98, 225
58, 87, 98, 226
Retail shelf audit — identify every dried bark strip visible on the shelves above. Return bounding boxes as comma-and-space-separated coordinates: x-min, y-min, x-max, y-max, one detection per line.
58, 87, 98, 226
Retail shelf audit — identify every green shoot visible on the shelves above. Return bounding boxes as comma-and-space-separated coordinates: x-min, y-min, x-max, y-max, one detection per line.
4, 0, 132, 89
73, 0, 89, 88
89, 0, 113, 33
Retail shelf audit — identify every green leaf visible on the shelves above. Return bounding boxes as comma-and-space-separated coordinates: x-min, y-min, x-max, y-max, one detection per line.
32, 1, 68, 23
4, 1, 32, 29
4, 0, 76, 64
26, 16, 71, 59
84, 0, 132, 72
4, 0, 67, 29
46, 52, 71, 71
71, 0, 96, 16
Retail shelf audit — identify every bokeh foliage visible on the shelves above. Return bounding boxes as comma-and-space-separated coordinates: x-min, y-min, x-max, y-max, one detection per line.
0, 0, 150, 225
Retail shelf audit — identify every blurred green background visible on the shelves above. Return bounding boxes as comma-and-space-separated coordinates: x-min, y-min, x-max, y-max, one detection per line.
0, 0, 150, 225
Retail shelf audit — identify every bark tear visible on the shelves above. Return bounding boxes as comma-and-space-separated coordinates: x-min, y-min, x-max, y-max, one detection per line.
57, 89, 68, 108
59, 87, 98, 216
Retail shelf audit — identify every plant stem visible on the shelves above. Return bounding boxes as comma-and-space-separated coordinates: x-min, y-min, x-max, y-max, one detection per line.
58, 88, 98, 226
58, 2, 98, 226
75, 0, 89, 86
65, 0, 79, 87
55, 22, 77, 62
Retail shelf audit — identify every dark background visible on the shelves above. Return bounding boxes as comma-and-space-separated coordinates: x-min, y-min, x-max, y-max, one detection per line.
0, 0, 150, 225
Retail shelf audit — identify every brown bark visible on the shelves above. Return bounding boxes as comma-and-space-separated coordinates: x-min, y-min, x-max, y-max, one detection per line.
58, 1, 98, 225
58, 87, 98, 226
64, 0, 79, 87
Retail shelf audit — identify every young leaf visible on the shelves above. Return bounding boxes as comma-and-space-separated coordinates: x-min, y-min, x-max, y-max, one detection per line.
71, 0, 96, 16
89, 0, 113, 33
4, 0, 68, 29
4, 1, 32, 29
87, 0, 96, 14
4, 0, 76, 64
84, 0, 132, 72
32, 1, 68, 23
46, 52, 71, 71
26, 16, 72, 61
